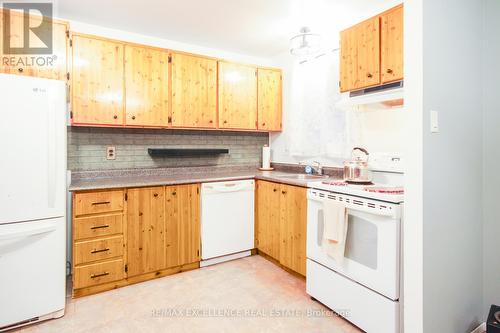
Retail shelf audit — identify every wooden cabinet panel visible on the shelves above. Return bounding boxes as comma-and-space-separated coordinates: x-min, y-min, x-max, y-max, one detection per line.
74, 235, 124, 265
279, 184, 307, 276
257, 68, 282, 131
165, 184, 200, 268
340, 26, 358, 92
126, 187, 166, 277
171, 53, 217, 128
0, 10, 68, 80
381, 5, 404, 83
356, 16, 381, 89
125, 45, 169, 126
74, 190, 124, 217
72, 35, 124, 125
218, 61, 257, 129
73, 258, 124, 289
74, 213, 123, 240
255, 181, 281, 260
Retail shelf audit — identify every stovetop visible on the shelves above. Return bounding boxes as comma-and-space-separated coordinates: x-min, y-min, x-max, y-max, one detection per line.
308, 180, 405, 204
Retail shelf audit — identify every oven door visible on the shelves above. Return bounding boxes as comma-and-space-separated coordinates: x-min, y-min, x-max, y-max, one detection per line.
307, 190, 401, 300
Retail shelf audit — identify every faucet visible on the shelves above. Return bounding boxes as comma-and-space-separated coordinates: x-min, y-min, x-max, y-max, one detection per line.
311, 161, 323, 176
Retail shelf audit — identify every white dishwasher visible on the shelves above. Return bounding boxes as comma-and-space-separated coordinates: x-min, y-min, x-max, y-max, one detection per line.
200, 179, 255, 266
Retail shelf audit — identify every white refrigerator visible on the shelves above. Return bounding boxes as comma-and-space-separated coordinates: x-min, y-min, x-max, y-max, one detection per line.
0, 74, 66, 331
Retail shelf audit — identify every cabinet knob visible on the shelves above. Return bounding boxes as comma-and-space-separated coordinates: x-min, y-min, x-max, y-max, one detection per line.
223, 120, 227, 124
262, 123, 266, 126
273, 188, 277, 192
153, 193, 158, 197
168, 116, 172, 123
132, 116, 136, 120
18, 68, 24, 73
171, 191, 177, 196
386, 69, 393, 74
281, 190, 287, 194
113, 115, 118, 119
367, 73, 373, 78
209, 120, 213, 123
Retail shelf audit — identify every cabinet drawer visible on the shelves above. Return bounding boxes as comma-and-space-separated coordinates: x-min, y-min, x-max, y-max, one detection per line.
74, 235, 124, 265
74, 190, 124, 216
74, 214, 123, 240
73, 258, 124, 289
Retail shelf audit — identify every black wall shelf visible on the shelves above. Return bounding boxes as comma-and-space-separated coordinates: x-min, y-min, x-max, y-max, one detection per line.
148, 148, 229, 157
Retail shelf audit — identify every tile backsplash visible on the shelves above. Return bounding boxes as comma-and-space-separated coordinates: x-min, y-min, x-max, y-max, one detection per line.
68, 127, 269, 171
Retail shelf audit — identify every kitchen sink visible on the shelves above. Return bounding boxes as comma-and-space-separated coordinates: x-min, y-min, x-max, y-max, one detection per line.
273, 174, 329, 180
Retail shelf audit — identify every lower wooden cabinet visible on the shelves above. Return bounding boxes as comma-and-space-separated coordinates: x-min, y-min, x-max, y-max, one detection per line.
72, 184, 201, 297
255, 181, 307, 276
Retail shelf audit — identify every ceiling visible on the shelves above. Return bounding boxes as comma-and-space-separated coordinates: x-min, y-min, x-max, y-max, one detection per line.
57, 0, 401, 58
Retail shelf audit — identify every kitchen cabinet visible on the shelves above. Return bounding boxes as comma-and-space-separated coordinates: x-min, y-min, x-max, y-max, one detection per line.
165, 184, 201, 268
71, 34, 124, 125
171, 53, 217, 128
0, 10, 68, 80
218, 61, 258, 130
257, 68, 282, 131
339, 4, 403, 92
255, 180, 281, 260
72, 189, 126, 295
125, 45, 169, 126
126, 186, 166, 277
279, 184, 307, 276
255, 181, 307, 276
381, 5, 404, 83
340, 16, 380, 92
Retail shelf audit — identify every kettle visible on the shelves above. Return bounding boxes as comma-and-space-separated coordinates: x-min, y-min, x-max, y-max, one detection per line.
343, 147, 372, 184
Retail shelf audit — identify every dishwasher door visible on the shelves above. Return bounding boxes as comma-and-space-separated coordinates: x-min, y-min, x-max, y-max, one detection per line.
201, 180, 255, 260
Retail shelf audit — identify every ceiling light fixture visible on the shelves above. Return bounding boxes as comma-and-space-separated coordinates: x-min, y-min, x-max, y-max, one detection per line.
289, 27, 321, 56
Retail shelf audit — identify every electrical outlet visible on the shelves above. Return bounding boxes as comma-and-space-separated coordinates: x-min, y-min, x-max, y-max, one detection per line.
106, 146, 116, 160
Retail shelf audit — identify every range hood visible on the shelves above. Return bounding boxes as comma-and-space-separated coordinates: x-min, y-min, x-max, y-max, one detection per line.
336, 81, 404, 110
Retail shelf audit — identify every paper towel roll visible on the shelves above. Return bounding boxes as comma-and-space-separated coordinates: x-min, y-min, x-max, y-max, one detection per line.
262, 145, 271, 169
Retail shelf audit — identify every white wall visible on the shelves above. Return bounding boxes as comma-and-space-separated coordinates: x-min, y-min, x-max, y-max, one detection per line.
421, 0, 484, 332
482, 0, 500, 316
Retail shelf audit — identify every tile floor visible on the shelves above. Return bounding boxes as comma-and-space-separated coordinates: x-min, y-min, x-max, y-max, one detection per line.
17, 255, 362, 333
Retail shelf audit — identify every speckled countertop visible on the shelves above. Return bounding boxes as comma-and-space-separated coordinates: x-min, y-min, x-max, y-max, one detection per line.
69, 164, 343, 191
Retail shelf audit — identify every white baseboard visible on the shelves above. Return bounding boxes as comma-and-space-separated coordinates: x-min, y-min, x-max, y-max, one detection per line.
471, 322, 486, 333
200, 250, 252, 267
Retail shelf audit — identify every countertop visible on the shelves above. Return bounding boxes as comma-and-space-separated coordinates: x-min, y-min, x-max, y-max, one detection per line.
69, 165, 343, 191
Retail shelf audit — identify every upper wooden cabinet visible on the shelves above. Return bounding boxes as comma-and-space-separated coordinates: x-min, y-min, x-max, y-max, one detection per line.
0, 10, 68, 80
72, 35, 124, 125
125, 45, 169, 127
381, 5, 404, 83
257, 68, 282, 131
171, 53, 217, 128
340, 4, 403, 92
218, 61, 258, 130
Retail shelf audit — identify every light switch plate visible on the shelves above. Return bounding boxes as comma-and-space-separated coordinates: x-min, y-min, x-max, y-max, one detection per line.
106, 146, 116, 160
430, 110, 439, 133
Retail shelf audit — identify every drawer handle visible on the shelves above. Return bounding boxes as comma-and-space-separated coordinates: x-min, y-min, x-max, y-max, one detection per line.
90, 272, 109, 279
281, 190, 287, 194
91, 248, 110, 254
92, 201, 111, 206
90, 225, 110, 230
172, 191, 177, 196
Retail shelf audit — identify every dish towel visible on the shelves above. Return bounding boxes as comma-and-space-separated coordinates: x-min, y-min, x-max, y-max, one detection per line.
322, 200, 348, 264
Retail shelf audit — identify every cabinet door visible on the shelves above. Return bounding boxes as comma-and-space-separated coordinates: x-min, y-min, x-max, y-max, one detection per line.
0, 10, 68, 80
171, 53, 217, 128
356, 16, 381, 89
164, 184, 200, 268
381, 5, 404, 83
257, 68, 282, 131
124, 45, 169, 126
72, 35, 124, 125
279, 184, 307, 276
339, 26, 358, 92
255, 181, 281, 260
126, 187, 166, 276
218, 61, 257, 129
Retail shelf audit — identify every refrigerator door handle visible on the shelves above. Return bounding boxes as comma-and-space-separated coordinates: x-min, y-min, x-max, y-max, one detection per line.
0, 223, 57, 241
